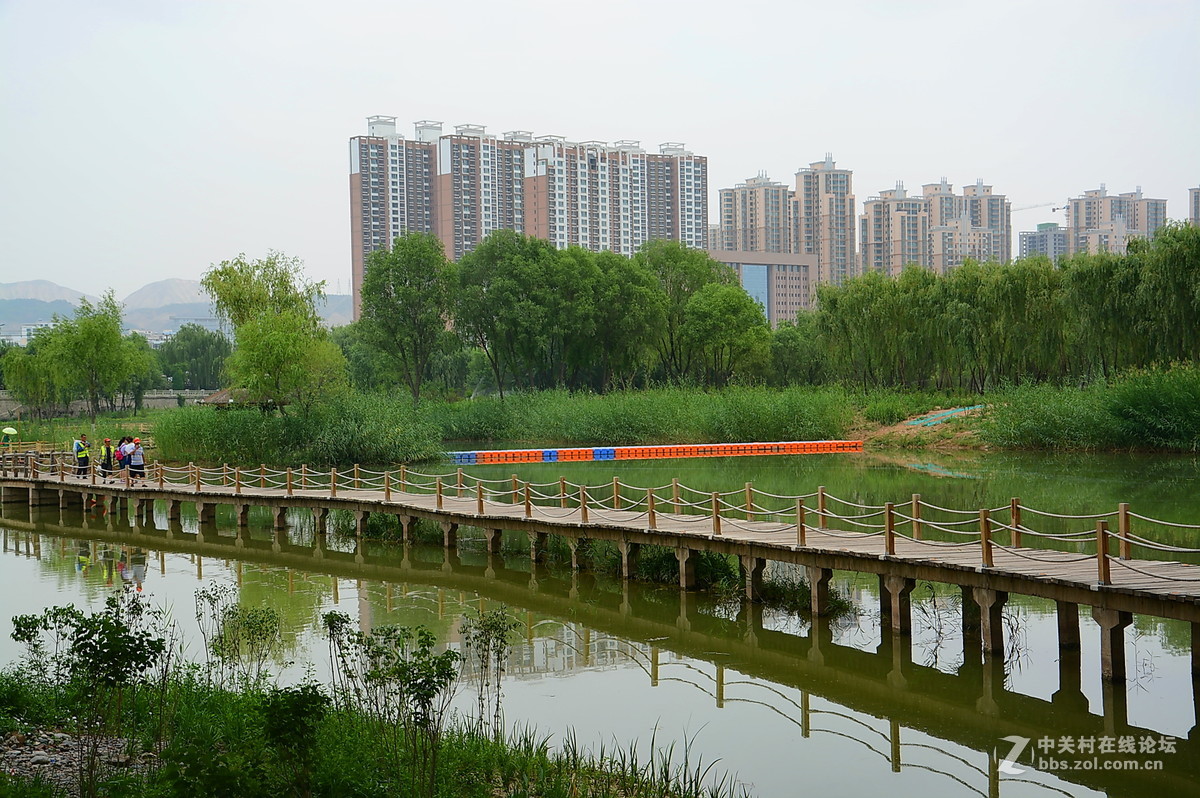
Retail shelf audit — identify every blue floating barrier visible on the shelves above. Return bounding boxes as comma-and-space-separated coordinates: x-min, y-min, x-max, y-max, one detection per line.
593, 448, 615, 460
542, 450, 558, 462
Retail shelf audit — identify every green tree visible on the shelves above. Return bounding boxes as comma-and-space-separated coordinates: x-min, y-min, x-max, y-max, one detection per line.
360, 233, 457, 404
633, 240, 737, 382
2, 336, 73, 419
157, 324, 232, 390
592, 251, 665, 390
202, 251, 325, 330
682, 283, 771, 386
224, 311, 349, 415
770, 314, 826, 386
42, 293, 131, 421
118, 332, 164, 412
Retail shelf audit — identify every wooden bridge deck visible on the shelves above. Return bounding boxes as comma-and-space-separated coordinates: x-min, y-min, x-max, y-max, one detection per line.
4, 472, 1200, 622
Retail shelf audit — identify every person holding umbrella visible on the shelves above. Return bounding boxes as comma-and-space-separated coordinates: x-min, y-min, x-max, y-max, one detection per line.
1, 426, 15, 447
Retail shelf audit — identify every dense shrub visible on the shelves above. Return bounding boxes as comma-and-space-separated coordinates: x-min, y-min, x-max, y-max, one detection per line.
1105, 366, 1200, 451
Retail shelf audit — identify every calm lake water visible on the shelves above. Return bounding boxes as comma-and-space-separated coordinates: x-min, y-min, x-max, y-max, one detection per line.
3, 448, 1200, 797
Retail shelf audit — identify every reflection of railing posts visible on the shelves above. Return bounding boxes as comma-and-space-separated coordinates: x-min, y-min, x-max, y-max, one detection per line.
579, 485, 589, 523
796, 499, 806, 546
716, 664, 725, 708
801, 692, 810, 738
979, 508, 993, 567
1097, 520, 1111, 584
1118, 502, 1132, 559
711, 492, 721, 536
890, 719, 901, 773
650, 647, 659, 687
885, 503, 895, 555
911, 494, 922, 539
1010, 497, 1022, 547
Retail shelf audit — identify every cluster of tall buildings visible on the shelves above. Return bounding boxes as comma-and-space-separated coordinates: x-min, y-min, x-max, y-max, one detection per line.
349, 116, 1194, 325
350, 117, 707, 316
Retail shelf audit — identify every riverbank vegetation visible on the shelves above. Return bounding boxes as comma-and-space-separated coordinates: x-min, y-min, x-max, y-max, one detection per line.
0, 590, 746, 798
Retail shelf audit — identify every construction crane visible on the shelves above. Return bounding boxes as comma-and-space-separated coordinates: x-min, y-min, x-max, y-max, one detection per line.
1012, 201, 1065, 213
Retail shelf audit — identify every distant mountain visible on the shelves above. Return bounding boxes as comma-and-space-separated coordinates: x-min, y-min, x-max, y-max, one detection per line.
0, 298, 76, 332
319, 295, 353, 328
0, 280, 97, 304
122, 278, 207, 310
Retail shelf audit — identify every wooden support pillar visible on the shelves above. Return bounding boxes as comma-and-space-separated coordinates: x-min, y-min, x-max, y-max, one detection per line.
398, 515, 413, 543
28, 486, 57, 506
877, 573, 892, 630
59, 489, 82, 509
167, 499, 181, 521
1056, 600, 1081, 650
676, 547, 697, 591
484, 528, 502, 555
528, 531, 547, 564
272, 506, 288, 530
354, 510, 369, 536
197, 502, 216, 526
568, 540, 580, 571
808, 613, 832, 665
740, 556, 765, 602
808, 566, 833, 617
312, 507, 329, 533
882, 574, 915, 635
442, 521, 458, 550
442, 545, 460, 572
618, 540, 640, 580
1092, 606, 1132, 682
973, 588, 1009, 656
960, 584, 982, 669
233, 504, 248, 528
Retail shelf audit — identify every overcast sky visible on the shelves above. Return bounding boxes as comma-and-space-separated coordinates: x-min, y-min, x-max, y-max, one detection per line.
2, 0, 1197, 300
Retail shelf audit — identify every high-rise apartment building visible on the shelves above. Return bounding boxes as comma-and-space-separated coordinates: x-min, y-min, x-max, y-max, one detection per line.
716, 174, 793, 253
1019, 223, 1069, 261
1065, 185, 1167, 255
859, 184, 929, 276
1189, 187, 1199, 227
860, 179, 1010, 275
349, 118, 708, 318
794, 155, 856, 284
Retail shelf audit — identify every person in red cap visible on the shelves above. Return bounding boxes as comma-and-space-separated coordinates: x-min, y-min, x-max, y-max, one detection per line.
98, 438, 116, 483
129, 438, 146, 485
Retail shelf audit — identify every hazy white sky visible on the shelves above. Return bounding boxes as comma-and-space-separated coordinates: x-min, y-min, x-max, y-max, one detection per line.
2, 0, 1197, 299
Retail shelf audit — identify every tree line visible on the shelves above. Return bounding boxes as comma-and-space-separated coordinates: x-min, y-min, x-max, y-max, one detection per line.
0, 295, 231, 420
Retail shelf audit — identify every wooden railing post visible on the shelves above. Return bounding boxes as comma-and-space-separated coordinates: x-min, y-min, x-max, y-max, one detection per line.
579, 485, 589, 524
90, 460, 96, 486
648, 489, 657, 529
476, 482, 484, 515
222, 464, 229, 487
157, 461, 164, 489
300, 464, 307, 491
384, 471, 392, 502
436, 477, 444, 510
559, 477, 568, 508
399, 465, 407, 492
191, 462, 198, 493
330, 468, 338, 498
672, 478, 681, 514
817, 486, 827, 530
1010, 498, 1022, 548
612, 477, 621, 510
286, 468, 293, 497
259, 464, 265, 489
1097, 519, 1111, 584
523, 482, 532, 518
511, 474, 520, 504
235, 467, 242, 495
796, 499, 806, 546
979, 508, 993, 568
711, 492, 722, 536
911, 494, 922, 539
885, 502, 895, 555
1118, 503, 1132, 559
59, 455, 65, 482
353, 464, 360, 490
744, 482, 754, 521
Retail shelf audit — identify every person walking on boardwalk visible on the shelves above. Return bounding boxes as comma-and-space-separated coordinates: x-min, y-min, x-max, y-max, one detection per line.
129, 437, 146, 485
98, 438, 116, 483
117, 436, 133, 478
73, 433, 90, 477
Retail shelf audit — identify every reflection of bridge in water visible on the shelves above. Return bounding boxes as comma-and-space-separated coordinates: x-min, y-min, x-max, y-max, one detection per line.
2, 501, 1199, 798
